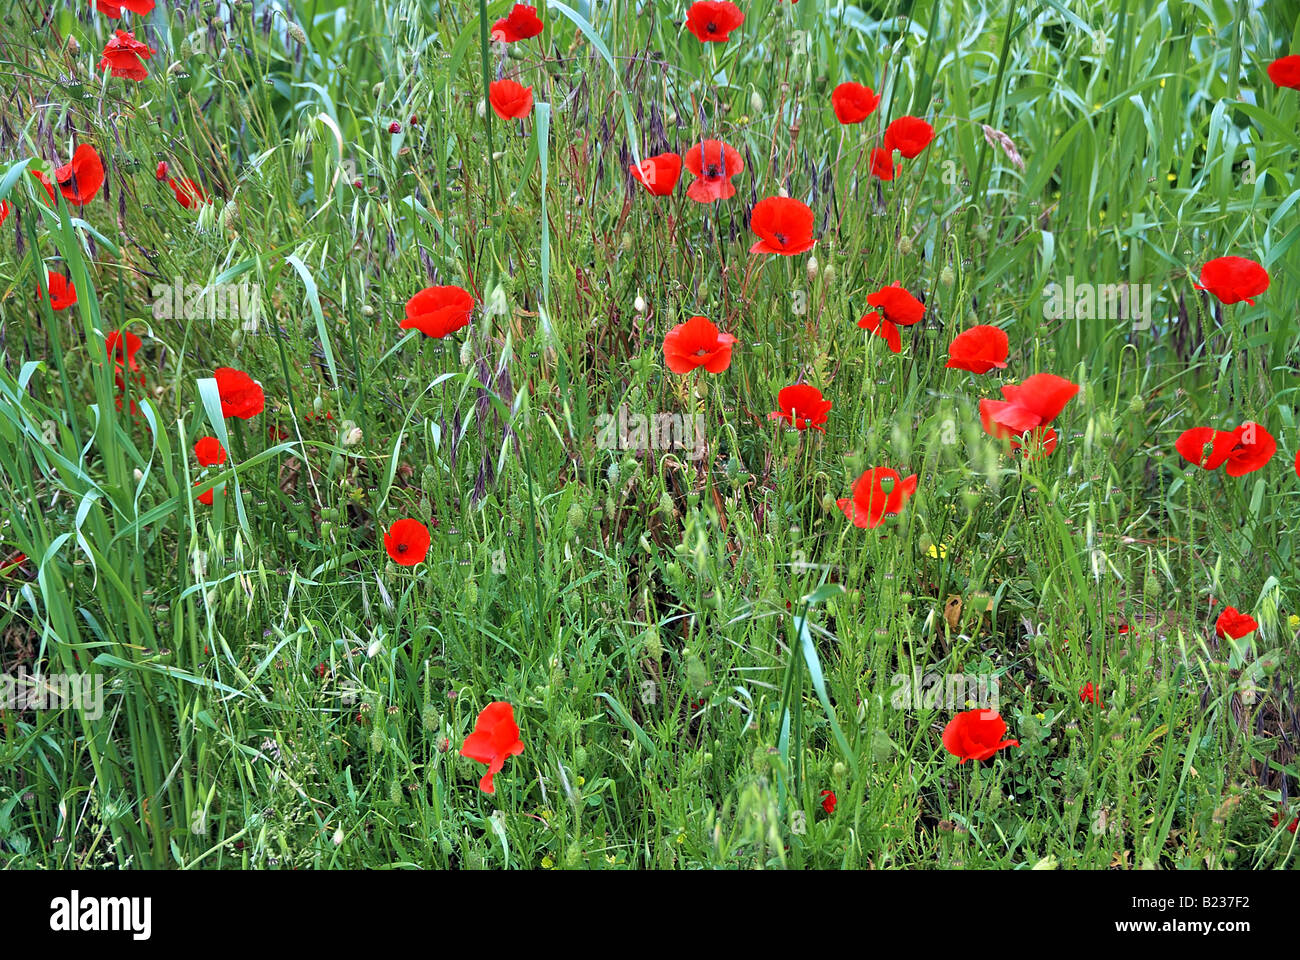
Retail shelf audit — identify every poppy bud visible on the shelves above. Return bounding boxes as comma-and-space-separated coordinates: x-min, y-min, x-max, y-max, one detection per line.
477, 98, 487, 118
621, 232, 633, 251
778, 186, 789, 198
750, 91, 764, 113
974, 223, 990, 242
832, 761, 846, 780
806, 256, 819, 282
361, 304, 374, 316
939, 265, 955, 288
369, 723, 385, 754
459, 337, 475, 365
230, 328, 243, 347
67, 35, 80, 55
643, 626, 662, 659
634, 293, 646, 312
822, 263, 836, 285
899, 235, 913, 256
656, 491, 675, 518
332, 826, 344, 846
388, 121, 402, 134
286, 21, 308, 44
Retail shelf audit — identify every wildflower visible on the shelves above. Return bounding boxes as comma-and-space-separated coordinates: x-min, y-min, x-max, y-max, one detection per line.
383, 518, 430, 566
460, 702, 525, 794
400, 285, 475, 339
662, 315, 738, 374
941, 709, 1019, 764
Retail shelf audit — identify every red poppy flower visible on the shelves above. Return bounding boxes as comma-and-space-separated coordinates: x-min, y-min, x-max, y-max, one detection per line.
194, 436, 227, 467
820, 789, 837, 814
105, 329, 142, 372
629, 152, 682, 196
1194, 256, 1269, 305
488, 79, 534, 120
946, 324, 1009, 374
0, 200, 9, 227
870, 148, 896, 181
491, 4, 544, 42
662, 315, 738, 374
768, 384, 832, 432
0, 553, 26, 577
1272, 812, 1300, 833
99, 29, 156, 82
169, 177, 209, 209
883, 116, 935, 159
30, 170, 57, 206
837, 467, 918, 529
941, 709, 1019, 764
980, 373, 1080, 439
53, 144, 105, 207
1174, 422, 1275, 476
195, 481, 217, 506
749, 196, 816, 255
1267, 54, 1300, 89
1078, 681, 1103, 707
830, 82, 880, 124
37, 272, 77, 311
155, 160, 169, 181
857, 283, 925, 353
213, 366, 265, 420
685, 1, 744, 43
383, 518, 430, 566
1009, 426, 1058, 460
1296, 448, 1300, 479
1214, 606, 1257, 640
401, 285, 475, 339
96, 0, 155, 14
460, 701, 525, 793
684, 140, 744, 203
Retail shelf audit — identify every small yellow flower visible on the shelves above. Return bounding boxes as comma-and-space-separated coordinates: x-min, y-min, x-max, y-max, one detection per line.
577, 776, 585, 787
927, 542, 949, 559
1159, 78, 1166, 88
1167, 173, 1176, 182
539, 808, 552, 822
1036, 712, 1046, 721
1288, 614, 1300, 630
541, 855, 554, 869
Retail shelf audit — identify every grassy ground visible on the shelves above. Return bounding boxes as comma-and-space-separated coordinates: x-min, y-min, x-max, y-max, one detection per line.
0, 0, 1298, 869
